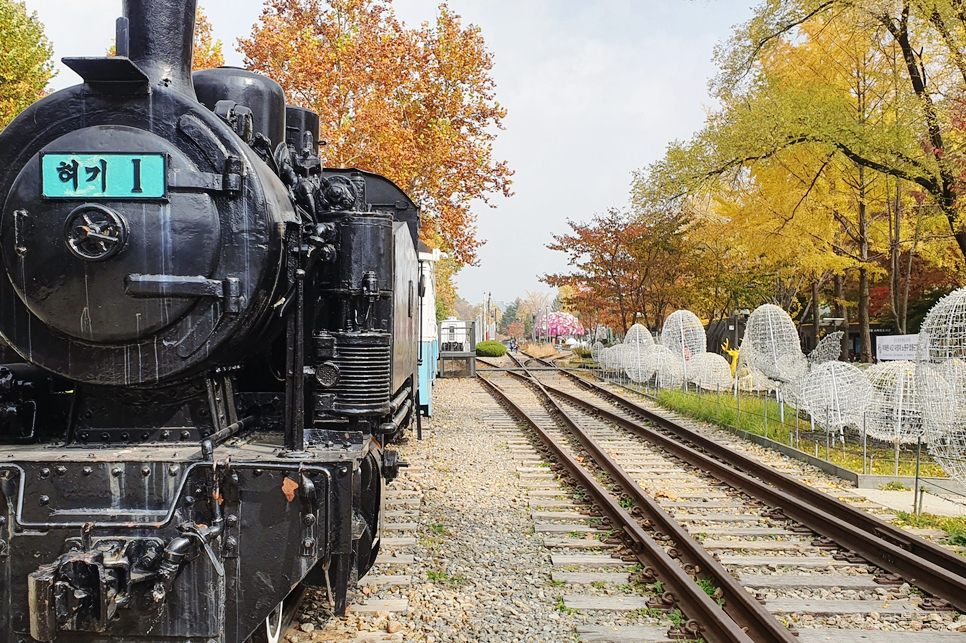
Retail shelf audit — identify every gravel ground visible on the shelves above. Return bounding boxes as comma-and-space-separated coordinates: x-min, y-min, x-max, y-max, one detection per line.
286, 377, 590, 642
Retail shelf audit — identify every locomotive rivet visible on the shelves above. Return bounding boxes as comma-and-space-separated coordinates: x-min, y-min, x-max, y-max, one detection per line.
180, 431, 191, 440
168, 465, 180, 476
225, 536, 237, 551
120, 432, 130, 441
101, 433, 110, 442
302, 515, 316, 526
39, 468, 50, 479
82, 466, 93, 476
84, 411, 93, 419
112, 467, 124, 477
226, 515, 238, 527
253, 469, 263, 477
141, 432, 150, 441
38, 495, 49, 506
141, 467, 151, 477
185, 495, 196, 505
55, 466, 67, 476
0, 516, 7, 525
194, 487, 203, 495
302, 538, 315, 549
295, 269, 306, 280
80, 433, 90, 442
339, 466, 349, 476
160, 431, 170, 440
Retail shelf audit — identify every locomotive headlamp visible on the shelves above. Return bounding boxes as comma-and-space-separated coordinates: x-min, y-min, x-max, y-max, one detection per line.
315, 361, 341, 388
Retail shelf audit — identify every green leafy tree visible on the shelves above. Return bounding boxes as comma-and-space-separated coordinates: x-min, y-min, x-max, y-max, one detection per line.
0, 0, 54, 131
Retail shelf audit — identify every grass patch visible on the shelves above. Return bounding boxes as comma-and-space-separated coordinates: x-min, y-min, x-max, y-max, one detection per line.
426, 570, 464, 586
654, 388, 947, 477
556, 596, 577, 614
667, 609, 686, 626
427, 523, 449, 536
894, 511, 966, 545
881, 481, 909, 491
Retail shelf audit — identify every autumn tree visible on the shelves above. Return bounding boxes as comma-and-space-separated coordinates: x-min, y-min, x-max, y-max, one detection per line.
544, 208, 693, 333
506, 321, 524, 340
635, 1, 966, 359
239, 0, 512, 269
193, 7, 224, 70
646, 0, 966, 262
0, 0, 54, 131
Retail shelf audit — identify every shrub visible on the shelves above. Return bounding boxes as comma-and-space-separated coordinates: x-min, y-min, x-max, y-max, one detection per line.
572, 346, 591, 358
476, 341, 507, 357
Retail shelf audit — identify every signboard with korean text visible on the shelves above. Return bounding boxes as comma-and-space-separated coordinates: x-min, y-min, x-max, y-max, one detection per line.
41, 153, 166, 199
876, 334, 919, 361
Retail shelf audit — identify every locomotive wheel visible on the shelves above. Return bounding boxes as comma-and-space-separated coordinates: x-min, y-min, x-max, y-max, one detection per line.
245, 586, 307, 643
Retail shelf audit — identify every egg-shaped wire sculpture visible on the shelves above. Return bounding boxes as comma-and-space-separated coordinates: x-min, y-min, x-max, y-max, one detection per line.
622, 325, 655, 382
744, 304, 805, 383
916, 287, 966, 482
661, 310, 706, 382
688, 352, 734, 391
650, 345, 685, 390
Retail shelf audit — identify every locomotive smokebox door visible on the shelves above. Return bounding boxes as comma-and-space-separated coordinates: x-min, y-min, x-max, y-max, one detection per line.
4, 127, 220, 346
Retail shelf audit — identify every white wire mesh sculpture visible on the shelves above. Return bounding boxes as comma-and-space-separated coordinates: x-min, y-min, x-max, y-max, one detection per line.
916, 287, 966, 481
660, 310, 706, 382
598, 346, 614, 371
800, 361, 872, 431
808, 331, 844, 366
650, 345, 685, 389
624, 323, 654, 346
624, 346, 656, 383
591, 341, 603, 364
744, 304, 805, 383
865, 361, 929, 444
688, 352, 734, 390
622, 324, 654, 382
601, 345, 624, 372
734, 340, 779, 392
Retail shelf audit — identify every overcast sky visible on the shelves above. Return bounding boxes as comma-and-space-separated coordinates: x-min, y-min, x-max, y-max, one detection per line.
24, 0, 754, 307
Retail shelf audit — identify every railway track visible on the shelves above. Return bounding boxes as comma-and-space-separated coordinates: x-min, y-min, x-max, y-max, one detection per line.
477, 353, 966, 643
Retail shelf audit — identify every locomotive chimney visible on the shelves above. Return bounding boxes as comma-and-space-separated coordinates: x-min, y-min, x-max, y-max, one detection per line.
123, 0, 197, 99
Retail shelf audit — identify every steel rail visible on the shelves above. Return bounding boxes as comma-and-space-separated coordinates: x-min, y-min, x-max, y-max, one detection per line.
535, 368, 966, 613
495, 357, 799, 641
476, 373, 759, 643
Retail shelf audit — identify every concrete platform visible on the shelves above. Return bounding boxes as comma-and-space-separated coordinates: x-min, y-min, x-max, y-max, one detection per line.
859, 489, 966, 517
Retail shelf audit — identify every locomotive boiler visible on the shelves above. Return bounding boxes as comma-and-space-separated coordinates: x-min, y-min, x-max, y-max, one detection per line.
0, 1, 422, 641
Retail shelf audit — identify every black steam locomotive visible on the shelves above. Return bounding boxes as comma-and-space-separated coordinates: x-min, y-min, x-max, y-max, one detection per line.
0, 2, 422, 641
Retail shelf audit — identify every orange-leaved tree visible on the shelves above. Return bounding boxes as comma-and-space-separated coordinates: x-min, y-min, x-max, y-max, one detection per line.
238, 0, 512, 268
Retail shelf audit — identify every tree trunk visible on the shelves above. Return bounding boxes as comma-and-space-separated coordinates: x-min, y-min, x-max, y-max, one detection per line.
857, 166, 872, 363
811, 279, 820, 351
835, 273, 849, 361
858, 267, 872, 362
